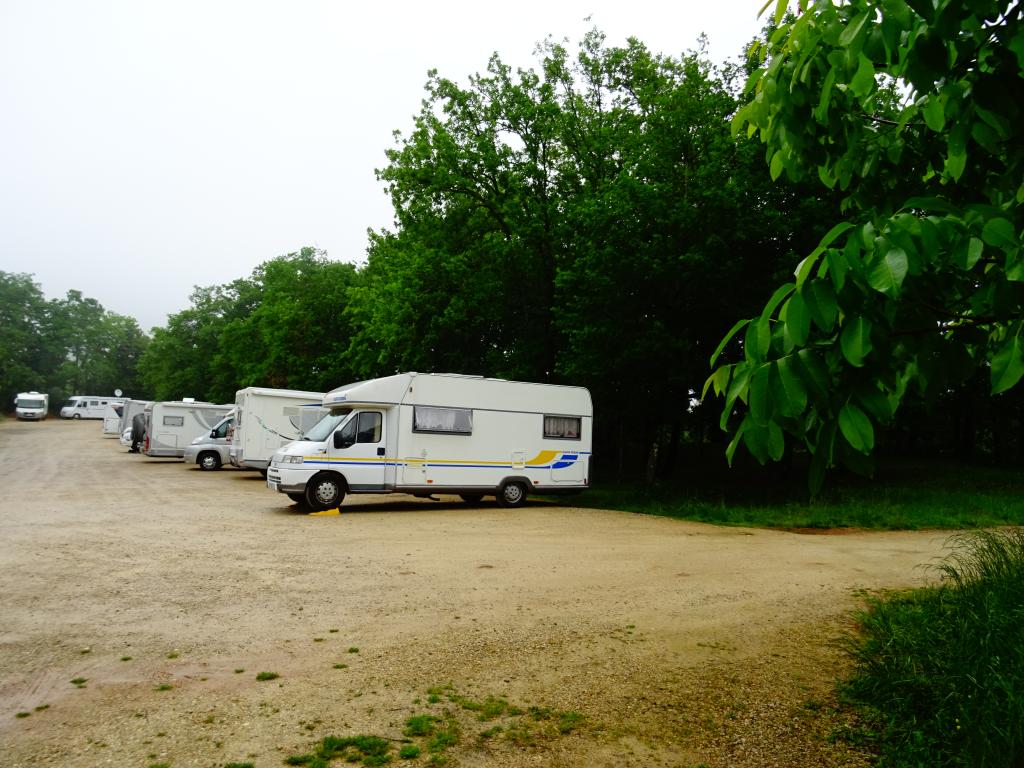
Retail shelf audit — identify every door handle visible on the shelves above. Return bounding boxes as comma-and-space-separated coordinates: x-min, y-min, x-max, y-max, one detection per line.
377, 447, 385, 456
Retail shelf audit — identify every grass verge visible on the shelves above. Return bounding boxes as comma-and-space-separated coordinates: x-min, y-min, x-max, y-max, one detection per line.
562, 460, 1024, 530
838, 528, 1024, 766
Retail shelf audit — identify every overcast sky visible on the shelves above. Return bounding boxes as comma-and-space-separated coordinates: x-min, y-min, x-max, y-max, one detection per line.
1, 1, 767, 332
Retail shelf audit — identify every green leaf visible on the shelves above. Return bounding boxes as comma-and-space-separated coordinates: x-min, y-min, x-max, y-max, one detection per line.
798, 222, 854, 285
770, 149, 786, 181
749, 363, 772, 426
839, 13, 869, 47
840, 316, 873, 367
954, 236, 983, 270
796, 348, 831, 406
801, 280, 838, 332
782, 292, 811, 347
850, 54, 876, 99
808, 421, 836, 496
725, 420, 747, 466
991, 335, 1024, 394
922, 96, 945, 132
982, 218, 1016, 248
742, 420, 770, 464
945, 150, 967, 181
709, 318, 750, 367
775, 355, 808, 417
867, 247, 909, 297
838, 402, 874, 454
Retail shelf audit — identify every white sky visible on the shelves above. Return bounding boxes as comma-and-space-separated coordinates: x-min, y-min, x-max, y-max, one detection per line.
1, 1, 767, 332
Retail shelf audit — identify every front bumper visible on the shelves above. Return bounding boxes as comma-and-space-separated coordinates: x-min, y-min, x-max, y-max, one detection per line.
266, 464, 315, 494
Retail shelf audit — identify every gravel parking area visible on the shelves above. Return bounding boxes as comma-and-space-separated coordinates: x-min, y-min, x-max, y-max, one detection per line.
0, 418, 949, 767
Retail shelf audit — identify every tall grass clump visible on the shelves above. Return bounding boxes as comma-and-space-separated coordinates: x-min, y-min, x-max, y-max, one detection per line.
843, 529, 1024, 767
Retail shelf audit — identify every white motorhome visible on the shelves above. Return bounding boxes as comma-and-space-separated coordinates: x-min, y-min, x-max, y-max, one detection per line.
14, 392, 49, 420
101, 402, 126, 435
60, 395, 124, 419
266, 373, 592, 511
143, 401, 233, 458
229, 387, 326, 472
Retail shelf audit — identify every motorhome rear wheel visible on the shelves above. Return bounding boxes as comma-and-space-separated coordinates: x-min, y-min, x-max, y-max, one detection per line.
497, 481, 528, 508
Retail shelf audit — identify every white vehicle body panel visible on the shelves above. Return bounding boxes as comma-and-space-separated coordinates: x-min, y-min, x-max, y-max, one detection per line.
229, 388, 326, 471
267, 373, 592, 506
144, 401, 233, 458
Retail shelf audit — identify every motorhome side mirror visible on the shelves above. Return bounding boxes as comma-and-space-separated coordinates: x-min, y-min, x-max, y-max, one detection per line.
210, 429, 217, 438
333, 431, 353, 450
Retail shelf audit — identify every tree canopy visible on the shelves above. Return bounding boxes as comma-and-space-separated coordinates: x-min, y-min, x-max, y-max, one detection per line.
0, 271, 148, 407
707, 0, 1024, 490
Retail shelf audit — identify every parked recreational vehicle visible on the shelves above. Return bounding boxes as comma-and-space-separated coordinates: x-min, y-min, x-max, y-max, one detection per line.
266, 373, 592, 511
102, 402, 125, 435
60, 396, 124, 419
14, 392, 48, 420
117, 399, 151, 434
183, 409, 236, 471
229, 388, 326, 472
143, 401, 233, 458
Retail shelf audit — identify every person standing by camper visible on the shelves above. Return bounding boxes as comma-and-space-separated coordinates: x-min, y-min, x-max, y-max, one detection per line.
129, 413, 146, 453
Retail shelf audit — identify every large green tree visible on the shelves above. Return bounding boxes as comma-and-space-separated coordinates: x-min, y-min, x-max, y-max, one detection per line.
352, 31, 837, 477
707, 0, 1024, 490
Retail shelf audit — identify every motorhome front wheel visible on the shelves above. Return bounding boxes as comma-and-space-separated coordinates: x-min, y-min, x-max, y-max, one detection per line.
306, 473, 345, 511
198, 452, 221, 471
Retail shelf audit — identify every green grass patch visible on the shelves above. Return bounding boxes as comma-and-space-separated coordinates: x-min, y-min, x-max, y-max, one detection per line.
255, 671, 279, 681
404, 713, 437, 737
840, 529, 1024, 766
398, 744, 420, 759
564, 460, 1024, 530
155, 684, 173, 691
15, 712, 30, 718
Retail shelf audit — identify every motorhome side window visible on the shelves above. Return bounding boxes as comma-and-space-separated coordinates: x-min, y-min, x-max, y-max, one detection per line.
543, 415, 581, 440
413, 406, 472, 435
163, 416, 185, 427
213, 419, 232, 438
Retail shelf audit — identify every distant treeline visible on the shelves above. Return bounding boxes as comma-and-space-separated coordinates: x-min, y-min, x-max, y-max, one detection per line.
1, 273, 147, 409
6, 31, 1021, 481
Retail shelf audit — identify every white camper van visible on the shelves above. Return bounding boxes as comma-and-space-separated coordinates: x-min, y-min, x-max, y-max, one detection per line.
143, 401, 233, 458
14, 392, 48, 420
229, 387, 326, 472
102, 402, 126, 435
183, 409, 236, 471
266, 373, 592, 511
61, 396, 124, 419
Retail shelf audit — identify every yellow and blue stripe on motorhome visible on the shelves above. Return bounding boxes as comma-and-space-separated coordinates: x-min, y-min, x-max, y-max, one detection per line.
298, 450, 587, 469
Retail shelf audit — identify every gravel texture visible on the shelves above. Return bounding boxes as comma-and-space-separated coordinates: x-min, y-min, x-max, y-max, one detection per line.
0, 418, 950, 767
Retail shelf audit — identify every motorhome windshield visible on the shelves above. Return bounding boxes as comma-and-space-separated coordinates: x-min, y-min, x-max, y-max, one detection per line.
63, 400, 77, 408
18, 398, 44, 408
304, 410, 351, 442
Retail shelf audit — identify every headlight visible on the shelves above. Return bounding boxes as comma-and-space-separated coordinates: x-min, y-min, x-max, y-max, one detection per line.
281, 455, 304, 464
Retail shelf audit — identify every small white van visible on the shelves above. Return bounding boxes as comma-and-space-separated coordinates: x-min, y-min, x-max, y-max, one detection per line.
15, 392, 49, 420
266, 372, 592, 511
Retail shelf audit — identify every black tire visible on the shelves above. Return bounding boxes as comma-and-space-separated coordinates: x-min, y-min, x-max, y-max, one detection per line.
497, 481, 528, 508
459, 493, 484, 504
259, 469, 268, 479
286, 492, 306, 504
197, 451, 221, 471
305, 472, 345, 511
72, 413, 81, 420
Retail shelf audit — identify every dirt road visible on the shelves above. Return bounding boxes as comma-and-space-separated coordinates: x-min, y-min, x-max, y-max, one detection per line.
0, 419, 950, 767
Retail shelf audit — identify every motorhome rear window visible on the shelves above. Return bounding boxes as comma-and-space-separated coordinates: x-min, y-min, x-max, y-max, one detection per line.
163, 415, 185, 427
413, 406, 472, 435
544, 415, 581, 440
